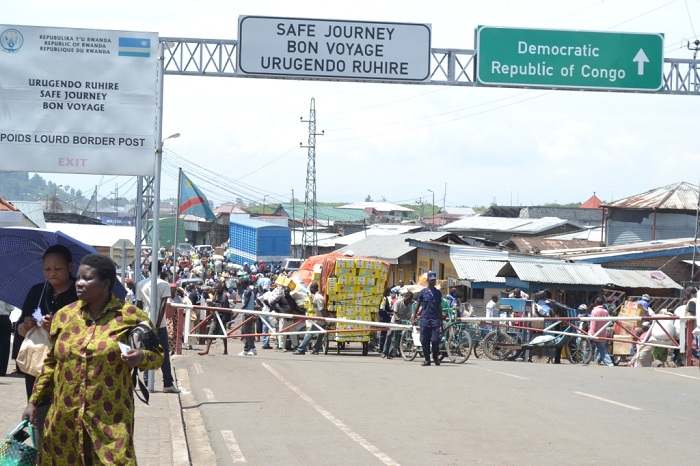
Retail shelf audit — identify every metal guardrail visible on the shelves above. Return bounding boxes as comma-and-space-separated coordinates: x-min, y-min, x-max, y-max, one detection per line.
172, 303, 697, 357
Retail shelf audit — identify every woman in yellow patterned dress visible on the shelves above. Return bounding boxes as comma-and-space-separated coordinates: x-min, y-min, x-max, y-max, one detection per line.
23, 254, 164, 465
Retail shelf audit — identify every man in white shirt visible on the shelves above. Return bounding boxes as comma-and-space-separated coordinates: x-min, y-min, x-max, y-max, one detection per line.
136, 269, 179, 393
485, 295, 500, 331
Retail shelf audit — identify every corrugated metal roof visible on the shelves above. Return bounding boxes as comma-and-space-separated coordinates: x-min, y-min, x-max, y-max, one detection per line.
452, 259, 507, 283
543, 237, 697, 261
508, 237, 601, 253
442, 206, 476, 216
338, 201, 414, 212
7, 201, 45, 228
231, 217, 288, 229
605, 181, 699, 210
290, 230, 340, 247
548, 226, 603, 241
333, 224, 423, 247
440, 216, 578, 234
604, 268, 682, 290
448, 244, 568, 263
334, 232, 448, 263
275, 204, 368, 222
499, 261, 610, 286
449, 244, 510, 260
213, 205, 246, 214
580, 194, 603, 208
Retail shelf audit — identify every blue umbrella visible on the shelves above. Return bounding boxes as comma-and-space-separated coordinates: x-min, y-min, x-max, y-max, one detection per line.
0, 227, 127, 308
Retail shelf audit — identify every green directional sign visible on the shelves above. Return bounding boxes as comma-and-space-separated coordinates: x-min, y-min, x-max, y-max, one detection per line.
476, 26, 664, 91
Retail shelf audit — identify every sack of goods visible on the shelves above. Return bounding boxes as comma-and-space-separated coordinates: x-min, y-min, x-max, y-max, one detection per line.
16, 327, 51, 377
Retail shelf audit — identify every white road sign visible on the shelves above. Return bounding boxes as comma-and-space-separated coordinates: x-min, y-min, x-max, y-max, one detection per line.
0, 25, 158, 176
237, 16, 431, 81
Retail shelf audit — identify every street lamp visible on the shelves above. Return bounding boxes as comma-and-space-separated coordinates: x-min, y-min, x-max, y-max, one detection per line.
427, 189, 435, 231
163, 132, 180, 142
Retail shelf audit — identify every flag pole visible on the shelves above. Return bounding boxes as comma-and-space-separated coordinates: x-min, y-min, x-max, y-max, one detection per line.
173, 167, 182, 285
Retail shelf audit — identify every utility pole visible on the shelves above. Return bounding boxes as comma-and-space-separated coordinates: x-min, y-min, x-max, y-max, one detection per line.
443, 182, 447, 214
300, 98, 324, 258
692, 177, 700, 281
111, 183, 119, 215
291, 189, 296, 258
51, 184, 63, 213
427, 189, 435, 232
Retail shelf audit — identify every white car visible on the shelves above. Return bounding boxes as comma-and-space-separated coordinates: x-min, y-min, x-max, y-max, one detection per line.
283, 258, 303, 272
195, 244, 214, 255
177, 243, 194, 255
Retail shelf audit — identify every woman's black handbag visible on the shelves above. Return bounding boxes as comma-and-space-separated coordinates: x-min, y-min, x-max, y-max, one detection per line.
127, 322, 161, 405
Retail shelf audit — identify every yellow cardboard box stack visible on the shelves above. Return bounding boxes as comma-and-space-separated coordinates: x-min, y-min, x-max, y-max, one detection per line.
326, 257, 388, 342
615, 300, 645, 336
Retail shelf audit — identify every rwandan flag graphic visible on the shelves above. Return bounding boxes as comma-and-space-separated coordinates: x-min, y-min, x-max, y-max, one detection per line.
118, 37, 151, 57
179, 172, 217, 221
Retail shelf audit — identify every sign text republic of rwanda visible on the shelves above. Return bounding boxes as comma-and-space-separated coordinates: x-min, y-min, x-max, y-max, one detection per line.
237, 16, 431, 81
0, 25, 157, 176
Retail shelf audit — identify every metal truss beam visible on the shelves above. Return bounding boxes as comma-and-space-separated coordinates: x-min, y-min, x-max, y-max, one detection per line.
134, 175, 154, 279
161, 37, 700, 95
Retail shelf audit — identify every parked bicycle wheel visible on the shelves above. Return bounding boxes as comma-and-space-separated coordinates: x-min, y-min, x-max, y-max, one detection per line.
400, 329, 418, 361
446, 325, 472, 364
473, 342, 485, 358
482, 330, 515, 361
565, 336, 594, 364
528, 346, 550, 363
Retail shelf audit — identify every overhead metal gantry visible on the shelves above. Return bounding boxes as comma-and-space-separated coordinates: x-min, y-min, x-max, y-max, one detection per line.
160, 37, 700, 95
137, 36, 699, 267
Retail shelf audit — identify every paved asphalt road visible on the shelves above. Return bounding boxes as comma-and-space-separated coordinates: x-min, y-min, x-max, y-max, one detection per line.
175, 341, 699, 465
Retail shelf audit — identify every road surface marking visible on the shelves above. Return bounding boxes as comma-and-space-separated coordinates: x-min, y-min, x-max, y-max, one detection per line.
574, 391, 642, 411
490, 369, 528, 380
203, 388, 216, 403
475, 366, 528, 380
193, 362, 203, 374
654, 369, 700, 380
221, 430, 247, 463
262, 362, 400, 466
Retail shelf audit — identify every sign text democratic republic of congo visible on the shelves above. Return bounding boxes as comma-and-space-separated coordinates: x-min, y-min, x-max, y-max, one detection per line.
476, 26, 664, 91
0, 25, 158, 176
237, 16, 431, 81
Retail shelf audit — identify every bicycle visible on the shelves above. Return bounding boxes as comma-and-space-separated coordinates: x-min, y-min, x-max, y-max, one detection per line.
399, 320, 473, 364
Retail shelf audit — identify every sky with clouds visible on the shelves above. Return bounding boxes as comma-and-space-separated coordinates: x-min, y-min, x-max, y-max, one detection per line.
4, 0, 700, 210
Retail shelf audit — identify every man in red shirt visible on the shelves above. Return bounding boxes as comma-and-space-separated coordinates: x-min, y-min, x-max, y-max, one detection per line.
588, 297, 613, 366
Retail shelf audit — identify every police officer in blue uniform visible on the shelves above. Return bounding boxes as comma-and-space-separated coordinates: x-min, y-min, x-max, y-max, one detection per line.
413, 271, 443, 366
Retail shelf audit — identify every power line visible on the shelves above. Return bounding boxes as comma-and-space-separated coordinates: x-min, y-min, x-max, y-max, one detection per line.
684, 0, 698, 38
162, 150, 290, 206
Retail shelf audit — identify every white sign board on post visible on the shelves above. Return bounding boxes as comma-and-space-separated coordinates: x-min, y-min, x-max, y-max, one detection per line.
0, 25, 158, 176
237, 16, 431, 82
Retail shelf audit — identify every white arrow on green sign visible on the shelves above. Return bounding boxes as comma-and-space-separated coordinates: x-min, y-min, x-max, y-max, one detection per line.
476, 26, 664, 91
